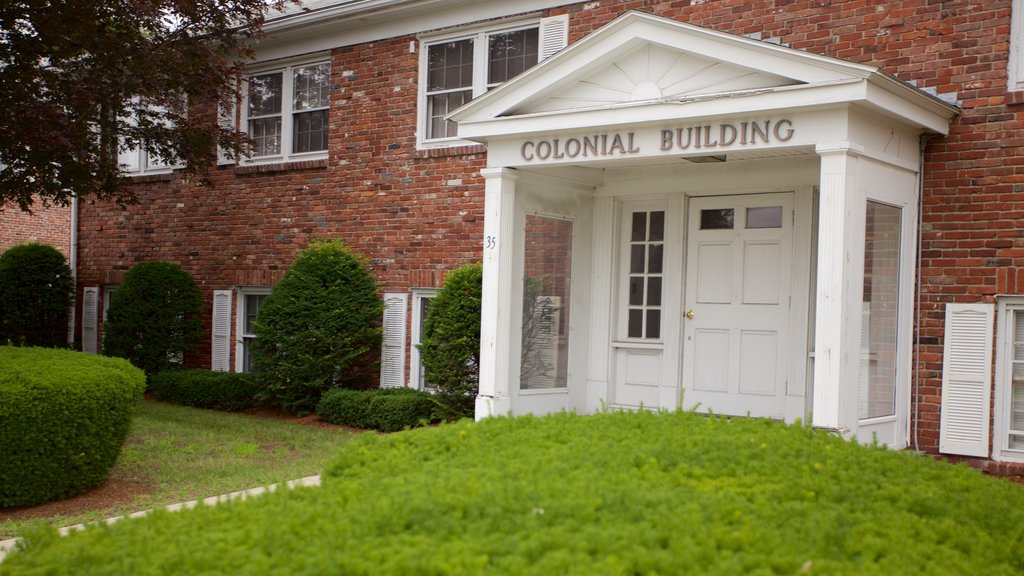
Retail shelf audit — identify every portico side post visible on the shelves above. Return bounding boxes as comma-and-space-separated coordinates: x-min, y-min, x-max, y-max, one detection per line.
476, 167, 519, 420
812, 144, 865, 435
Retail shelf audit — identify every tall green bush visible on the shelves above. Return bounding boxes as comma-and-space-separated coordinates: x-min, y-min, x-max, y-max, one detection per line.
418, 262, 482, 420
0, 346, 145, 507
252, 240, 383, 414
103, 261, 202, 377
0, 243, 73, 347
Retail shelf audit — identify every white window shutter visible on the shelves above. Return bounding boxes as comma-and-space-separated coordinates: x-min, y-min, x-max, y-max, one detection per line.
217, 99, 237, 166
380, 293, 409, 388
211, 290, 232, 372
940, 303, 994, 457
538, 14, 569, 61
81, 287, 99, 354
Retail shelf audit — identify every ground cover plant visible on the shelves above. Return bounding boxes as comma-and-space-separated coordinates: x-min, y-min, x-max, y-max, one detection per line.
0, 347, 144, 507
5, 410, 1024, 574
0, 243, 74, 348
252, 240, 383, 414
0, 400, 356, 540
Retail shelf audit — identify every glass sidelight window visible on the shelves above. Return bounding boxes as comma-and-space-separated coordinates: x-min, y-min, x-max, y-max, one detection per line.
859, 201, 901, 419
626, 210, 665, 339
521, 214, 573, 390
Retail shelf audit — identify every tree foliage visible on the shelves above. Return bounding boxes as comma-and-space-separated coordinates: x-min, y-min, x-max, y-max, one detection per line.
251, 240, 383, 415
0, 0, 290, 210
418, 262, 482, 420
0, 243, 74, 347
103, 261, 203, 377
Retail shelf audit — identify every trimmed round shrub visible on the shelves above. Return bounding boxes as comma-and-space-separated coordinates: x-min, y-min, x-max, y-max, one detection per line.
0, 243, 73, 348
252, 240, 383, 415
0, 346, 145, 507
149, 369, 262, 412
317, 388, 437, 432
418, 263, 482, 420
103, 261, 203, 378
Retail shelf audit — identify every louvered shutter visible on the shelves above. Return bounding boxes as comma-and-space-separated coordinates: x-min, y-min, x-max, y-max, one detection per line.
940, 303, 994, 457
380, 293, 409, 388
211, 290, 232, 372
538, 14, 569, 61
217, 98, 237, 166
81, 287, 99, 354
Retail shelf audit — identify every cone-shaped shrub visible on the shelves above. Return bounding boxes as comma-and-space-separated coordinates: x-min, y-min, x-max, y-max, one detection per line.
418, 262, 482, 420
0, 243, 73, 347
252, 240, 383, 414
103, 261, 202, 377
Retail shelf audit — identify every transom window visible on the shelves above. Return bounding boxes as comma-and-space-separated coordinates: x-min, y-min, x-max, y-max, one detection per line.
246, 61, 330, 160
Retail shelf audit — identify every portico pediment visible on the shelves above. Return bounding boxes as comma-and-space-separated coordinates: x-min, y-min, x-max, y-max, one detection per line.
451, 11, 958, 140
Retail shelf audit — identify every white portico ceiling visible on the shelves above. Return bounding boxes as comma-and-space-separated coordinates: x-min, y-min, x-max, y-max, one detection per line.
451, 11, 959, 139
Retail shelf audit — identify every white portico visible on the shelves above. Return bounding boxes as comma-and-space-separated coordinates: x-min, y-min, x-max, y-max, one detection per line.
453, 11, 957, 447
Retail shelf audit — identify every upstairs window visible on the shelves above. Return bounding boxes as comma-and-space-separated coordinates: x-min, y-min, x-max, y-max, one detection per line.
418, 15, 568, 146
245, 61, 330, 161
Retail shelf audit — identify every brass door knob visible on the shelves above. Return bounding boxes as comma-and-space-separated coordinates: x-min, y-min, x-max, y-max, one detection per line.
685, 310, 695, 320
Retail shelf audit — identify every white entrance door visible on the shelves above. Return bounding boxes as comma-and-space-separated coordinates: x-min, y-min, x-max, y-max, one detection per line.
682, 193, 794, 419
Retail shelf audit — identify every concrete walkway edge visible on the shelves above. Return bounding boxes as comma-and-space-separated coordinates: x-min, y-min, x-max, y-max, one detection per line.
0, 474, 321, 563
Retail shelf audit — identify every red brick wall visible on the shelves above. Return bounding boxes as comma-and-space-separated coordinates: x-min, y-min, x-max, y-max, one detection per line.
0, 201, 71, 257
76, 0, 1022, 456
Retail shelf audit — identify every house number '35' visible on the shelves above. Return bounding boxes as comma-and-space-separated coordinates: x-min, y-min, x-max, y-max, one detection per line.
485, 235, 497, 249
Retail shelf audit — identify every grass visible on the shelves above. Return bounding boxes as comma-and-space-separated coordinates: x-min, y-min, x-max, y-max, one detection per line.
4, 410, 1024, 574
0, 399, 357, 540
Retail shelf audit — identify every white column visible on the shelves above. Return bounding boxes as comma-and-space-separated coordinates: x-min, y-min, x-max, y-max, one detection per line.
812, 144, 865, 434
476, 167, 519, 419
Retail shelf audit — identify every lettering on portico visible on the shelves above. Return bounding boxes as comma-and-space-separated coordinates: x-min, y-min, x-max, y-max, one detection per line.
518, 119, 795, 162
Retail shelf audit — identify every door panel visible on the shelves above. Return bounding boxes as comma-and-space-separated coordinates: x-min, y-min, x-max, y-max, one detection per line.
682, 193, 794, 419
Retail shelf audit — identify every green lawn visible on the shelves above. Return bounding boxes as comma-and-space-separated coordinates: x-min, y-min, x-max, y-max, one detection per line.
0, 400, 357, 540
4, 410, 1024, 574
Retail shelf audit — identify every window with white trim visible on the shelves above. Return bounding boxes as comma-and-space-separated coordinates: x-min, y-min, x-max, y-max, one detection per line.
995, 299, 1024, 461
411, 289, 438, 390
119, 104, 179, 174
244, 61, 330, 161
619, 207, 665, 340
418, 14, 568, 146
1010, 0, 1024, 91
235, 288, 270, 373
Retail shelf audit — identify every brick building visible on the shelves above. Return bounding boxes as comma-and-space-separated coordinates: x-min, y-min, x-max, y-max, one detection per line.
0, 203, 71, 257
73, 0, 1024, 468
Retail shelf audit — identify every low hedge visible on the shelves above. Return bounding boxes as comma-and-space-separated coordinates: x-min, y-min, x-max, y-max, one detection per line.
316, 388, 436, 432
148, 370, 261, 412
0, 347, 145, 508
6, 411, 1024, 574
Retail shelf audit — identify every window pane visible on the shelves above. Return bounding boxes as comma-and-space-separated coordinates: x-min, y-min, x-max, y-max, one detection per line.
629, 277, 644, 306
649, 211, 665, 241
631, 212, 647, 242
248, 72, 282, 117
628, 309, 643, 338
630, 245, 646, 274
700, 208, 734, 230
293, 110, 328, 153
747, 206, 783, 229
859, 201, 901, 419
249, 117, 281, 156
647, 277, 662, 306
648, 244, 663, 274
293, 63, 330, 111
521, 214, 573, 390
645, 310, 661, 339
427, 39, 474, 91
488, 28, 539, 85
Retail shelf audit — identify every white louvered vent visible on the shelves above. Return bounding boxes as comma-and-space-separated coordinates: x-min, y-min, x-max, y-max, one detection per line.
81, 287, 99, 354
539, 14, 569, 61
380, 293, 409, 388
939, 303, 994, 457
216, 97, 237, 166
211, 290, 232, 372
